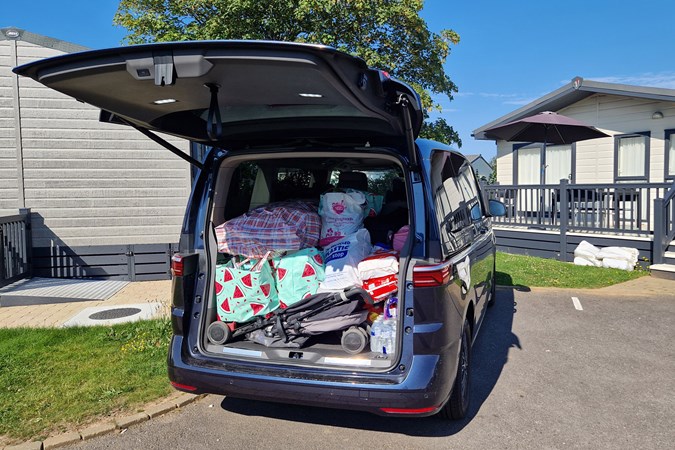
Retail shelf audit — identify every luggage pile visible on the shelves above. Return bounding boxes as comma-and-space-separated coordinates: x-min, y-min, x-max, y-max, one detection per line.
210, 180, 407, 355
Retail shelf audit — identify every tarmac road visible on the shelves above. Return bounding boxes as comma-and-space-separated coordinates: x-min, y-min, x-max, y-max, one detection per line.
68, 285, 675, 450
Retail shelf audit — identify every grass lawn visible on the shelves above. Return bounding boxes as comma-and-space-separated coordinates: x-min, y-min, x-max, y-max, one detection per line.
495, 251, 648, 289
0, 319, 172, 444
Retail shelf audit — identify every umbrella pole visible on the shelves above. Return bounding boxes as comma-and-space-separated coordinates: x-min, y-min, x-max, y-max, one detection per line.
539, 127, 548, 225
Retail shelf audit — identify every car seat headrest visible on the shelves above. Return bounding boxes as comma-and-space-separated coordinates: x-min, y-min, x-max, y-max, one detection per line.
337, 171, 369, 192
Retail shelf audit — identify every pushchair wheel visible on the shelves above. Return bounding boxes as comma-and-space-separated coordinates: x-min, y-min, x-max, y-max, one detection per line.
341, 326, 369, 354
207, 321, 232, 345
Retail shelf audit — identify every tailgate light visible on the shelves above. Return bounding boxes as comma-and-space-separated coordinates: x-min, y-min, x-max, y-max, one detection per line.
170, 381, 197, 392
380, 405, 439, 414
412, 261, 452, 287
171, 253, 184, 277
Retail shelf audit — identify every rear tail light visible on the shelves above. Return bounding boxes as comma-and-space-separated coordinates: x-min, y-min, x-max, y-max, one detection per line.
170, 381, 197, 392
171, 253, 184, 277
380, 405, 439, 414
412, 261, 452, 287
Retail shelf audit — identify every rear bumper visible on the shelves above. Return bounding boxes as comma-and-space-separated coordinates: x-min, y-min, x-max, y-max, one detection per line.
167, 336, 459, 417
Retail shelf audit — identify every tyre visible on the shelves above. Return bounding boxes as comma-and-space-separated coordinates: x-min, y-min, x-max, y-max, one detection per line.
438, 319, 471, 420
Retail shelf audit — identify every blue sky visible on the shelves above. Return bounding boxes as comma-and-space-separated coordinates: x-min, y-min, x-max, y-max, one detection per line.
5, 0, 675, 159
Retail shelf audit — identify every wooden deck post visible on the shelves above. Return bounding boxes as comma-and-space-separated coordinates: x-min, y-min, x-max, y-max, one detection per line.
559, 179, 569, 261
653, 198, 664, 264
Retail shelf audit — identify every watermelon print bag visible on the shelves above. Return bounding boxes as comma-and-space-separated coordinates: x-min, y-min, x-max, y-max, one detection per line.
275, 248, 325, 308
214, 253, 279, 324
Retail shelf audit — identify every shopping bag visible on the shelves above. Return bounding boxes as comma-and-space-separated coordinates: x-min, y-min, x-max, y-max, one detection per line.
275, 248, 325, 308
215, 201, 321, 258
320, 228, 372, 291
318, 191, 367, 247
214, 254, 279, 323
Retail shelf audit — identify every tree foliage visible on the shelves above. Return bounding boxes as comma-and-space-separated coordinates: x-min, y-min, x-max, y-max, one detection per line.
488, 155, 497, 184
114, 0, 461, 145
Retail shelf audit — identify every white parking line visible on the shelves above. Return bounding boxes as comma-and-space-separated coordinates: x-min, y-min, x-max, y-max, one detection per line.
572, 297, 583, 311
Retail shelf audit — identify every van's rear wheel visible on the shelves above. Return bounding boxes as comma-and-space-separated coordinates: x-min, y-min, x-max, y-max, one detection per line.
438, 319, 471, 420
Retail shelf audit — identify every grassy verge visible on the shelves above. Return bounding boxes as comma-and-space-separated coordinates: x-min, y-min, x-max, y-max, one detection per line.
0, 319, 172, 443
495, 251, 648, 289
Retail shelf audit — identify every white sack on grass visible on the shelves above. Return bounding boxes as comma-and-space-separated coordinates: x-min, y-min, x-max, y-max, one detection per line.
574, 240, 601, 259
320, 228, 372, 291
574, 240, 602, 267
574, 256, 602, 267
597, 246, 639, 264
602, 257, 634, 271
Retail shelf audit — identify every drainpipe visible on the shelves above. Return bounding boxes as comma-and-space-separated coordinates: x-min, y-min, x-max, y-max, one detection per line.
8, 31, 26, 209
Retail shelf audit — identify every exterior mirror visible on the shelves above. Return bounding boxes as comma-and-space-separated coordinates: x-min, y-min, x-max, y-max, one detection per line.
470, 204, 483, 222
488, 199, 506, 217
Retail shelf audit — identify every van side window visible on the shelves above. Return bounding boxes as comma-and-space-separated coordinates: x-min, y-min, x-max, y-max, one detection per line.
224, 162, 259, 220
457, 162, 482, 220
430, 151, 475, 257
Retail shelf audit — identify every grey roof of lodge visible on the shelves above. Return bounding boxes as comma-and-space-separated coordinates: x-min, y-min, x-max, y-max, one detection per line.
473, 76, 675, 140
1, 27, 89, 53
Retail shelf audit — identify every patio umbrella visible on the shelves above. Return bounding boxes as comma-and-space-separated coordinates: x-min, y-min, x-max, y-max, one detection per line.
483, 111, 609, 144
484, 111, 610, 225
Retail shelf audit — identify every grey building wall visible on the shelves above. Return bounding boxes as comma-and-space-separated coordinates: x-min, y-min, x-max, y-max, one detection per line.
1, 29, 192, 249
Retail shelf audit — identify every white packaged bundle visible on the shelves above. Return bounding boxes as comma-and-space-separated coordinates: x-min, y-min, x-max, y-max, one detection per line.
320, 228, 372, 291
574, 256, 602, 267
573, 240, 602, 267
357, 250, 399, 280
602, 257, 634, 271
597, 246, 639, 264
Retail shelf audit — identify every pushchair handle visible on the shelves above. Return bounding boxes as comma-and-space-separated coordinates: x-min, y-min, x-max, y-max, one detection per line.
343, 287, 376, 307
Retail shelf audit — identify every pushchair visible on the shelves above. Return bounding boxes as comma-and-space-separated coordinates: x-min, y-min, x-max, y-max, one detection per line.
206, 287, 375, 354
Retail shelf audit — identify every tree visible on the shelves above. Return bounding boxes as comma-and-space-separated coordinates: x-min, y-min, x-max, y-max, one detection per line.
114, 0, 461, 145
420, 117, 461, 147
488, 155, 497, 184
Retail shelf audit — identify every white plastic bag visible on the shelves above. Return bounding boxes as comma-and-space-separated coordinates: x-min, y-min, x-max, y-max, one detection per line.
318, 191, 367, 247
320, 229, 372, 291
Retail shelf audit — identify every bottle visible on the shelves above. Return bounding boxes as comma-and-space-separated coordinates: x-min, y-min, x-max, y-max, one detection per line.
381, 318, 397, 355
385, 297, 398, 319
370, 315, 384, 353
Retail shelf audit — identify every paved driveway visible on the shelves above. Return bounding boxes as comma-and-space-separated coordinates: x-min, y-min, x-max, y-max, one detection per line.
68, 285, 675, 449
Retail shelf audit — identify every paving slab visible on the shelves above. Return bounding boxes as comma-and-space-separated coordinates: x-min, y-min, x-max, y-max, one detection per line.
145, 402, 177, 418
114, 412, 150, 429
0, 278, 129, 307
42, 432, 81, 449
175, 393, 202, 408
79, 422, 117, 441
4, 441, 43, 450
0, 280, 171, 328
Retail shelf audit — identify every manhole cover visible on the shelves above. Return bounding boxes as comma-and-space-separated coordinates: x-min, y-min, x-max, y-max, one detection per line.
89, 307, 142, 321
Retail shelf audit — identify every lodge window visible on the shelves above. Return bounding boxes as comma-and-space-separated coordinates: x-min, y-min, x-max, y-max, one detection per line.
665, 129, 675, 181
614, 132, 650, 182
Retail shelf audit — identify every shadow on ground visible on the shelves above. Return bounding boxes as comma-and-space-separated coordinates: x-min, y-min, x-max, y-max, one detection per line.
495, 271, 531, 292
220, 289, 521, 437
